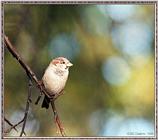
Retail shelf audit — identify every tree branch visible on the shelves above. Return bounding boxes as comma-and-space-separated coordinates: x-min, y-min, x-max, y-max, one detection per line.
4, 36, 50, 99
51, 101, 66, 136
5, 117, 26, 135
20, 77, 32, 136
4, 35, 66, 136
4, 117, 18, 133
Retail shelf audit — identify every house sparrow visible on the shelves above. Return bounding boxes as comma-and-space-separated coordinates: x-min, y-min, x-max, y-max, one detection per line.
41, 57, 73, 109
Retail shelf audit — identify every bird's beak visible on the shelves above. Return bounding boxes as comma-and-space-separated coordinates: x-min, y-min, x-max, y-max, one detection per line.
67, 62, 73, 67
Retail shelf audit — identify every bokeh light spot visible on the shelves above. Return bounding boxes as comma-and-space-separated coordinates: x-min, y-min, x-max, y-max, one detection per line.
49, 33, 80, 60
101, 114, 154, 136
102, 56, 131, 86
81, 6, 111, 36
106, 5, 135, 22
112, 22, 153, 59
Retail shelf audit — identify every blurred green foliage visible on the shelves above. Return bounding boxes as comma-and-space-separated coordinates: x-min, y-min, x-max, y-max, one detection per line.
4, 4, 155, 137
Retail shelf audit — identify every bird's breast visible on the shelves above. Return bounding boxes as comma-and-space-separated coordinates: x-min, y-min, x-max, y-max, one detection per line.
42, 67, 68, 95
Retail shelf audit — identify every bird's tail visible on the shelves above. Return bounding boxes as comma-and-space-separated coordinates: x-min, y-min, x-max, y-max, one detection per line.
42, 95, 50, 109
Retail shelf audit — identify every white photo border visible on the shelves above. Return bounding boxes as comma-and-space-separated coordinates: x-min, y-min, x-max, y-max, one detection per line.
1, 1, 157, 139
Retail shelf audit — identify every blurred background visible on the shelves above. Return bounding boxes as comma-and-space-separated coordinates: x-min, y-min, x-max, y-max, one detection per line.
4, 4, 155, 137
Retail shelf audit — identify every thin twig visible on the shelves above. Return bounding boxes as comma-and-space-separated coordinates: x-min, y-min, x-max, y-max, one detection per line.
4, 36, 50, 99
5, 75, 32, 136
35, 81, 43, 105
4, 117, 18, 133
20, 77, 32, 136
35, 95, 42, 105
51, 101, 66, 136
4, 35, 66, 136
5, 117, 26, 135
53, 89, 64, 101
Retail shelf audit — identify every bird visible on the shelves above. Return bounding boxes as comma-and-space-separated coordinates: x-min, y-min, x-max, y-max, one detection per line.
41, 57, 73, 109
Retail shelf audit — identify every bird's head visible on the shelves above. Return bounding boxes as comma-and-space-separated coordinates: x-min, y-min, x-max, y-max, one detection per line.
51, 57, 73, 72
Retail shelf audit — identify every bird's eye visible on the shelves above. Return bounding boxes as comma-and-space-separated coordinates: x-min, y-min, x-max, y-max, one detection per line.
62, 61, 65, 64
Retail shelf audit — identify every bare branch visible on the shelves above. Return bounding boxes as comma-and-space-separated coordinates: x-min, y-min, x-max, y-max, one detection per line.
4, 36, 50, 99
4, 117, 18, 133
51, 101, 66, 136
4, 35, 66, 136
5, 117, 26, 135
20, 78, 32, 136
